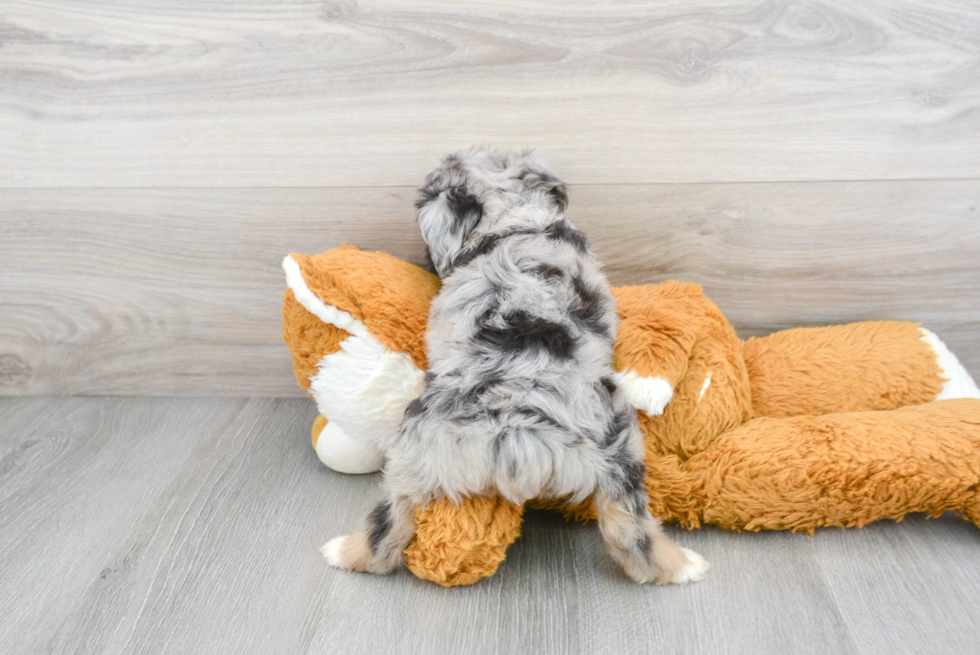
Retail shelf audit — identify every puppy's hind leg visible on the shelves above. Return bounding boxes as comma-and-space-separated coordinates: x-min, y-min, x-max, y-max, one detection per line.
322, 494, 417, 575
593, 446, 708, 584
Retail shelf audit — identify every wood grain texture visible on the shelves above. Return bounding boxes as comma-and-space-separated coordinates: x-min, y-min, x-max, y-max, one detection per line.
3, 396, 980, 654
815, 518, 980, 655
2, 0, 979, 186
1, 181, 977, 396
0, 397, 251, 651
573, 182, 980, 356
0, 187, 424, 396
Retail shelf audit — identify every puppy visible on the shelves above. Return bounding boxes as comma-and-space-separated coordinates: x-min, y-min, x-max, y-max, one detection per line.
322, 148, 708, 584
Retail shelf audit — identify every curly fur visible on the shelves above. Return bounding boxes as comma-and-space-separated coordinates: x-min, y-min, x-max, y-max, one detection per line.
323, 148, 707, 584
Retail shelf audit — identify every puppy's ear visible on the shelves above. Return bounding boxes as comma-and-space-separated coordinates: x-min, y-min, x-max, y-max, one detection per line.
416, 185, 483, 277
516, 159, 568, 212
544, 177, 568, 213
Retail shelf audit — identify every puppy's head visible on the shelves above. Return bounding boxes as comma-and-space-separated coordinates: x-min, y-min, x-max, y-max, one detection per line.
416, 147, 567, 277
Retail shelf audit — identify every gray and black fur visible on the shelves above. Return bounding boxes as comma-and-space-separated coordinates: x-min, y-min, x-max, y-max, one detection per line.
323, 148, 705, 584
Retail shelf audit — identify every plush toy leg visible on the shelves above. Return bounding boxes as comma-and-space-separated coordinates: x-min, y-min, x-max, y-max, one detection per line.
743, 321, 949, 418
311, 414, 385, 474
403, 497, 524, 587
684, 399, 980, 532
918, 328, 980, 400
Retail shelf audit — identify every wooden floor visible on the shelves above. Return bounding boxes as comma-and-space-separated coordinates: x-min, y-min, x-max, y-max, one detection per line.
3, 396, 980, 655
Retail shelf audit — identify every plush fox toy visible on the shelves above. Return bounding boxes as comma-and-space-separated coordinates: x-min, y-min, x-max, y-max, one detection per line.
283, 245, 980, 586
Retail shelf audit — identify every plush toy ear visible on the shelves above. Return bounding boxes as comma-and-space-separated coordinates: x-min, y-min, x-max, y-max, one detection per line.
282, 247, 440, 473
283, 247, 439, 366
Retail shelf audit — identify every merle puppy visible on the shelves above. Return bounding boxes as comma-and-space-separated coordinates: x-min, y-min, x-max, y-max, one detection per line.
323, 148, 708, 584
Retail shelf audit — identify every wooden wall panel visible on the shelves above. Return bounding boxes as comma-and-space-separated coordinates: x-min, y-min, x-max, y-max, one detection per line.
1, 181, 977, 396
2, 0, 979, 186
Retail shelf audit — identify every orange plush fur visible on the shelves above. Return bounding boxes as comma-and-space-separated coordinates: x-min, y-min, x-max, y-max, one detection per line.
287, 247, 980, 587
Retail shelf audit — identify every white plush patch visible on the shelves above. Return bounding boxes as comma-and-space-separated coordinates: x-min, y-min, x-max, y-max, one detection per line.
309, 335, 425, 453
611, 370, 674, 416
282, 255, 368, 338
670, 548, 709, 584
918, 328, 980, 400
698, 372, 712, 403
315, 420, 385, 475
283, 253, 425, 467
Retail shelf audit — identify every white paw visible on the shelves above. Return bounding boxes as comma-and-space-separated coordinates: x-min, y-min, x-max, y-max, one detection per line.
670, 547, 709, 584
612, 371, 674, 416
320, 536, 349, 569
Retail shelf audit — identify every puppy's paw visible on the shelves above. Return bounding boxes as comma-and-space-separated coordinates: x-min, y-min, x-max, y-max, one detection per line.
321, 532, 370, 571
669, 547, 709, 584
320, 535, 350, 568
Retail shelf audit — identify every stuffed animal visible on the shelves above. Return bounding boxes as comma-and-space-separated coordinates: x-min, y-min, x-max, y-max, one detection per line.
283, 246, 980, 586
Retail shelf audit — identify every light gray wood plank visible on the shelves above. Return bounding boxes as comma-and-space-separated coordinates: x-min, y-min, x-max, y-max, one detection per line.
0, 396, 64, 451
0, 396, 252, 652
78, 397, 583, 655
5, 397, 980, 654
504, 512, 858, 655
2, 1, 979, 186
814, 515, 980, 655
2, 181, 977, 396
41, 397, 327, 654
573, 182, 980, 372
0, 187, 425, 397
